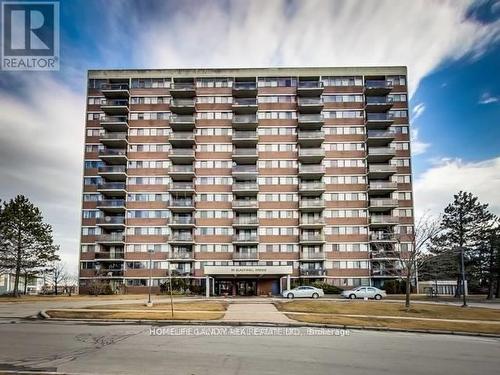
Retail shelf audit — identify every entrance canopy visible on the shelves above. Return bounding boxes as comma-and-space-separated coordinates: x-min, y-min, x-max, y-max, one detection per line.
204, 265, 293, 277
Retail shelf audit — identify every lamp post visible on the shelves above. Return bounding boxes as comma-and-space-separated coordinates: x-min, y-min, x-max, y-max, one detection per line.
147, 248, 155, 307
168, 261, 174, 318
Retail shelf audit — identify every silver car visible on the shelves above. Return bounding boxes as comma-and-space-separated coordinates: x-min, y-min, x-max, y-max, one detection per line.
341, 286, 387, 300
282, 286, 324, 299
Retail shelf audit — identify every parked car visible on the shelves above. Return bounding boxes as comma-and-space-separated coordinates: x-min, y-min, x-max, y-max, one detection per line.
341, 286, 386, 300
282, 286, 324, 299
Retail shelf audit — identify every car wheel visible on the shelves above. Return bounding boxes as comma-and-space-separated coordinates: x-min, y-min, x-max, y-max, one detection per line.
349, 294, 356, 299
312, 293, 319, 299
287, 293, 294, 299
374, 294, 382, 300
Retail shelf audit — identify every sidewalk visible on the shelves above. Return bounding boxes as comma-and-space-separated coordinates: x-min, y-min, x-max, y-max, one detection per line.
222, 303, 294, 323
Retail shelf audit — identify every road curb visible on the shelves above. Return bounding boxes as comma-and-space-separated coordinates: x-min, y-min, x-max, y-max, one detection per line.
38, 310, 500, 338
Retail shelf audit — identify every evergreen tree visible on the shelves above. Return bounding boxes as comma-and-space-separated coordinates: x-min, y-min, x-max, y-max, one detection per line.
430, 191, 495, 297
0, 195, 59, 297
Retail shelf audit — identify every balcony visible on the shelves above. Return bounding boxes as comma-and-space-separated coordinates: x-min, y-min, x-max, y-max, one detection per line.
299, 199, 325, 212
96, 233, 125, 244
299, 182, 325, 196
371, 250, 400, 259
232, 165, 258, 179
297, 130, 324, 147
169, 199, 195, 212
97, 165, 127, 181
232, 199, 258, 211
94, 251, 125, 260
298, 148, 325, 163
300, 233, 325, 244
94, 269, 124, 278
101, 83, 129, 98
96, 199, 126, 213
233, 216, 259, 227
170, 216, 195, 228
232, 98, 258, 114
169, 148, 195, 163
370, 232, 397, 242
369, 198, 398, 212
170, 99, 195, 114
366, 130, 396, 146
169, 164, 195, 180
169, 132, 195, 146
370, 216, 399, 227
232, 82, 258, 97
169, 233, 194, 244
297, 97, 324, 113
169, 82, 196, 97
368, 164, 397, 179
232, 182, 259, 196
98, 148, 127, 164
169, 182, 195, 195
99, 132, 128, 148
232, 131, 258, 146
298, 114, 324, 129
298, 164, 325, 179
297, 81, 324, 96
96, 216, 125, 229
100, 116, 128, 131
170, 251, 194, 260
367, 147, 396, 162
169, 115, 195, 130
300, 251, 325, 260
365, 113, 394, 129
97, 183, 126, 197
100, 99, 129, 115
300, 268, 326, 277
232, 235, 259, 245
365, 96, 394, 112
232, 114, 258, 129
233, 251, 259, 260
365, 80, 393, 95
368, 181, 398, 195
170, 269, 193, 277
299, 217, 325, 228
232, 148, 258, 163
371, 262, 403, 277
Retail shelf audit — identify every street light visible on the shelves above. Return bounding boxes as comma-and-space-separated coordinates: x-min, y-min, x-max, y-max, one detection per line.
147, 248, 155, 307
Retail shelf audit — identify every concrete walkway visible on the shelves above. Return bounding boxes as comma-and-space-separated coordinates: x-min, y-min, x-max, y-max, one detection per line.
222, 303, 294, 323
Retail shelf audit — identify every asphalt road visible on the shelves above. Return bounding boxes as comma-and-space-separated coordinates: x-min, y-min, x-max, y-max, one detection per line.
0, 321, 499, 375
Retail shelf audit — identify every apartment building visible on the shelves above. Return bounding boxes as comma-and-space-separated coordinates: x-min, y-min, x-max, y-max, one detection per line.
79, 67, 414, 296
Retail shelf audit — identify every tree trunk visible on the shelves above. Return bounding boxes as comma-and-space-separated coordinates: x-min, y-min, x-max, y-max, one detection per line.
13, 230, 22, 298
405, 271, 412, 310
54, 279, 58, 295
23, 272, 28, 295
487, 237, 495, 299
496, 272, 500, 298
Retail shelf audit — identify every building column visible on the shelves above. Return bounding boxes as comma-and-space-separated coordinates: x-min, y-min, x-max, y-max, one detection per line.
286, 275, 291, 291
205, 276, 210, 298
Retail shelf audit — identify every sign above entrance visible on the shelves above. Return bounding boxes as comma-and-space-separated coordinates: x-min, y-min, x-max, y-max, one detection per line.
204, 265, 293, 275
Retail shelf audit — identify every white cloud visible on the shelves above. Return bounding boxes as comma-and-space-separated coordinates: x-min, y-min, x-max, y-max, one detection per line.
127, 0, 500, 96
414, 157, 500, 218
410, 128, 431, 156
478, 92, 499, 104
0, 75, 85, 277
412, 103, 426, 120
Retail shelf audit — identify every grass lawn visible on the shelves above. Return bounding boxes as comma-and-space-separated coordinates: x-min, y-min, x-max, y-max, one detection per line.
276, 300, 500, 334
84, 301, 228, 311
46, 309, 224, 321
275, 300, 500, 321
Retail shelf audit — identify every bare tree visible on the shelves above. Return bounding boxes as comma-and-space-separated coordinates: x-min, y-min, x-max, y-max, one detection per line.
48, 262, 68, 295
398, 212, 442, 310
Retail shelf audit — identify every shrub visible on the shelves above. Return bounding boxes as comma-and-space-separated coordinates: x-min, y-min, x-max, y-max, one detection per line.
312, 281, 344, 294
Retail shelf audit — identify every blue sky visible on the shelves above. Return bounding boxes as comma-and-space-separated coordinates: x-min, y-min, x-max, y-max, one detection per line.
0, 0, 499, 273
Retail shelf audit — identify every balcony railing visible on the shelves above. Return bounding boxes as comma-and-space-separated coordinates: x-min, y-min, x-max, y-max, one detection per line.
365, 80, 392, 88
100, 132, 127, 141
370, 232, 397, 241
101, 99, 128, 107
100, 83, 129, 91
96, 233, 125, 242
97, 199, 126, 208
233, 98, 257, 106
366, 113, 394, 121
233, 217, 259, 225
170, 165, 194, 173
101, 116, 128, 123
233, 235, 259, 242
171, 217, 194, 225
170, 132, 195, 141
233, 182, 259, 190
170, 200, 194, 207
170, 234, 194, 242
232, 165, 258, 173
369, 181, 398, 190
298, 114, 324, 122
169, 182, 194, 190
368, 165, 397, 174
96, 216, 125, 225
97, 183, 126, 191
299, 165, 325, 174
170, 149, 195, 157
369, 199, 398, 207
299, 149, 325, 157
371, 251, 400, 259
170, 99, 195, 106
370, 216, 399, 225
95, 252, 125, 260
300, 217, 325, 225
170, 115, 195, 123
298, 81, 323, 89
99, 148, 127, 157
233, 82, 257, 90
232, 200, 258, 209
171, 82, 195, 90
98, 166, 126, 173
170, 251, 193, 259
232, 114, 258, 124
233, 252, 259, 260
366, 96, 393, 104
298, 131, 324, 139
300, 234, 325, 242
367, 130, 396, 138
233, 131, 258, 139
300, 252, 325, 260
298, 97, 323, 105
232, 148, 258, 156
299, 182, 325, 191
299, 200, 325, 209
300, 268, 326, 276
368, 147, 396, 156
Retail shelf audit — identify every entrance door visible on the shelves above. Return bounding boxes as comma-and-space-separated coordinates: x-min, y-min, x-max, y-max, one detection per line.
237, 280, 256, 296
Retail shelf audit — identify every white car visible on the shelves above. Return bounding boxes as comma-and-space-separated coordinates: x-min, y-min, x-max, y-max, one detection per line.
282, 286, 324, 299
341, 286, 386, 300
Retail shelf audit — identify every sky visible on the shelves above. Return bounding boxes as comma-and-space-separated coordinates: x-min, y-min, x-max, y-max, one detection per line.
0, 0, 499, 276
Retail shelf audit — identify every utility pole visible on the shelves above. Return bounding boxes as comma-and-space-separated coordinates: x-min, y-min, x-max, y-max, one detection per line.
460, 246, 467, 307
